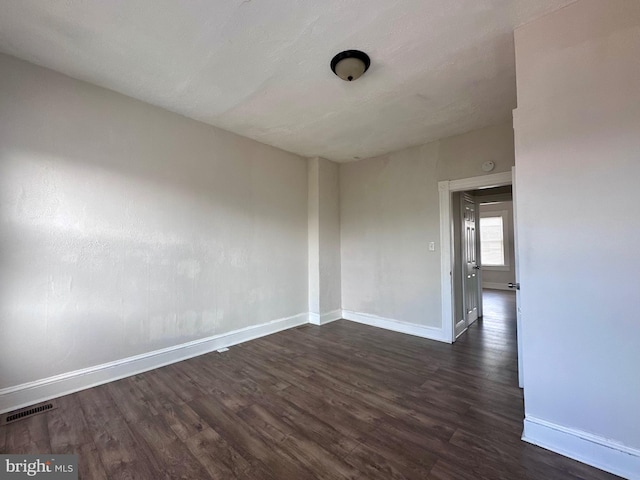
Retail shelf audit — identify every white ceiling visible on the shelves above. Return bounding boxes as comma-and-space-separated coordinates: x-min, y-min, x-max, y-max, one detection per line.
0, 0, 575, 162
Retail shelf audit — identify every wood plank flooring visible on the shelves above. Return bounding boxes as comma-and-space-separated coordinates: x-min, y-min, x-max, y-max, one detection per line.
1, 290, 620, 479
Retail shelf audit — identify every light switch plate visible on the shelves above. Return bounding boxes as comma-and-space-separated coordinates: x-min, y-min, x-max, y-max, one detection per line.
429, 242, 436, 251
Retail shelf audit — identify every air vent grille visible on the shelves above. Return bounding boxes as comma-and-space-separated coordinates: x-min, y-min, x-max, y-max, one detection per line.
1, 402, 56, 426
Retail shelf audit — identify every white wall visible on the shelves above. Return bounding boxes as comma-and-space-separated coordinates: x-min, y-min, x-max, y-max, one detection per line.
437, 122, 515, 180
479, 201, 516, 289
0, 53, 308, 390
340, 122, 514, 332
514, 0, 640, 475
308, 157, 341, 323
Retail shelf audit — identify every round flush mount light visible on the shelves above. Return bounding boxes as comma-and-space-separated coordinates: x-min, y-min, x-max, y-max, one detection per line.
330, 50, 370, 81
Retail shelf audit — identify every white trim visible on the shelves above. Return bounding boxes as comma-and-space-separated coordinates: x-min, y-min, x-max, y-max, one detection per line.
309, 309, 342, 326
438, 181, 454, 343
0, 312, 309, 414
342, 310, 450, 344
448, 171, 513, 192
477, 193, 513, 204
439, 171, 512, 343
482, 282, 513, 291
523, 416, 640, 480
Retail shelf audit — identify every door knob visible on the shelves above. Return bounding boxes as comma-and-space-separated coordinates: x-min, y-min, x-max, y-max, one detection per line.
508, 282, 520, 290
473, 266, 481, 270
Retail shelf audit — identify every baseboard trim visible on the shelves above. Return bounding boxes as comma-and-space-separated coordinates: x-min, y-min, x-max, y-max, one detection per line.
0, 312, 309, 414
341, 310, 450, 344
522, 416, 640, 480
309, 309, 342, 326
483, 282, 512, 291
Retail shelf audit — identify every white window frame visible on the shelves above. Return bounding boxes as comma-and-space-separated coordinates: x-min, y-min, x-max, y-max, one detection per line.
479, 209, 510, 271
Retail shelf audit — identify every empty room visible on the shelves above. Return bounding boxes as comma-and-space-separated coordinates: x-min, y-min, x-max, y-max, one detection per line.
1, 1, 638, 479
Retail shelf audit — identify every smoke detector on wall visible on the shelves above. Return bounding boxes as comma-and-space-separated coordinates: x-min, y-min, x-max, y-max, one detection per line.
482, 161, 495, 172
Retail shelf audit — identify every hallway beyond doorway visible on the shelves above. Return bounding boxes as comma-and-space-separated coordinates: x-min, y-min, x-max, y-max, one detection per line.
454, 288, 518, 386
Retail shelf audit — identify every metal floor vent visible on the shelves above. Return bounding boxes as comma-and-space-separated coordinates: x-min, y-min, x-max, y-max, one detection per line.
1, 401, 56, 426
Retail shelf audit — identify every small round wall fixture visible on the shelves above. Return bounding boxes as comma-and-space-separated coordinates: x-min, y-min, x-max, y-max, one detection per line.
482, 161, 495, 172
330, 50, 370, 81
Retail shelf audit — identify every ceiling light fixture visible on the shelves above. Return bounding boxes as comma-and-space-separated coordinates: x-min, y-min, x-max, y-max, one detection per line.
330, 50, 370, 82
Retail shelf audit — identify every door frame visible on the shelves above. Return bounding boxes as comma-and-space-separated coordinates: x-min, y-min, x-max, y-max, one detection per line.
438, 171, 513, 343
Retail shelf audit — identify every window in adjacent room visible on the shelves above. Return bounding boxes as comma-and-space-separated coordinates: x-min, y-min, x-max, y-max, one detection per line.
480, 210, 509, 269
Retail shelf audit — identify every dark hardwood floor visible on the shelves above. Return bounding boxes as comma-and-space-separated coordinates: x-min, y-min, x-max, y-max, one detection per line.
1, 290, 620, 479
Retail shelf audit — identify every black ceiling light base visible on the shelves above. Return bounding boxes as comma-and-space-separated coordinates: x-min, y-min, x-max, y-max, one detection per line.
330, 50, 371, 81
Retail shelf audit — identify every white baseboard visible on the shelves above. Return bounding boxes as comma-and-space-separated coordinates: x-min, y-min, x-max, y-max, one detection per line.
523, 416, 640, 480
341, 310, 451, 344
483, 282, 512, 291
309, 309, 342, 326
0, 312, 309, 414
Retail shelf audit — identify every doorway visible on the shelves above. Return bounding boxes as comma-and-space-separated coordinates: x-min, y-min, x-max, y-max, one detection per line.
438, 170, 524, 387
451, 185, 514, 338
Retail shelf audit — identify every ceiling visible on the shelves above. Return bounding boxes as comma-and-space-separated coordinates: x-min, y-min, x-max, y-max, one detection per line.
0, 0, 575, 162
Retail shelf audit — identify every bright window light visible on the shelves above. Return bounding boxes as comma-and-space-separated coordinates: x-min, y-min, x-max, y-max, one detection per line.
480, 216, 505, 266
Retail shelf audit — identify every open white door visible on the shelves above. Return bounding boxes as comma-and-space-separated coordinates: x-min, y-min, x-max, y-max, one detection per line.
511, 167, 524, 388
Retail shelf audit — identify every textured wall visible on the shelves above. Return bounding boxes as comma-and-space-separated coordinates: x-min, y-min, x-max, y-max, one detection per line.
341, 143, 441, 326
318, 159, 342, 315
0, 54, 308, 389
308, 158, 341, 317
340, 122, 515, 327
437, 122, 515, 181
514, 0, 640, 450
